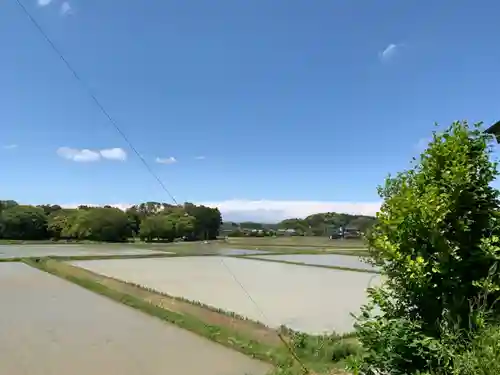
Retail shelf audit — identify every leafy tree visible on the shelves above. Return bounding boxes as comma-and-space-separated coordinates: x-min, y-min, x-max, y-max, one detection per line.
125, 206, 142, 236
47, 209, 78, 240
0, 205, 48, 240
37, 204, 62, 216
0, 200, 18, 213
350, 121, 500, 375
184, 203, 222, 240
174, 214, 196, 238
70, 207, 132, 242
139, 215, 174, 241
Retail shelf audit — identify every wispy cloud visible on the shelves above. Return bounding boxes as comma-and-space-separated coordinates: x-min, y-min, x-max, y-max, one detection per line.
3, 144, 18, 150
60, 2, 72, 16
99, 148, 127, 161
194, 156, 206, 160
155, 156, 177, 164
379, 43, 401, 62
57, 147, 127, 162
37, 0, 53, 6
57, 147, 100, 162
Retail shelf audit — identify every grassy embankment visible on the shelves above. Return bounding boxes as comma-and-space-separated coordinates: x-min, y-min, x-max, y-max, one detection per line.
234, 255, 379, 274
25, 258, 360, 374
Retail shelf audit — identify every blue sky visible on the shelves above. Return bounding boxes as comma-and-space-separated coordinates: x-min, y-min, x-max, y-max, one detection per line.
1, 0, 500, 221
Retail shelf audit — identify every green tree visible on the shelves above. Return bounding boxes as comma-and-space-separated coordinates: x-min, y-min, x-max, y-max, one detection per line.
184, 203, 222, 240
0, 205, 48, 240
174, 214, 196, 238
47, 209, 78, 240
0, 200, 18, 213
350, 121, 500, 375
70, 207, 132, 242
139, 215, 175, 242
37, 204, 62, 216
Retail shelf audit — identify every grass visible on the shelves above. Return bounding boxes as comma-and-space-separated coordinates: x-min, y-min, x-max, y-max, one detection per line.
24, 257, 358, 374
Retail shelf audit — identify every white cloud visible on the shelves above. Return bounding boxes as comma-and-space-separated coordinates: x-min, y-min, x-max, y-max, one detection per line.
57, 147, 127, 162
37, 0, 53, 6
3, 144, 18, 150
57, 147, 101, 162
56, 199, 381, 222
60, 2, 72, 16
195, 156, 206, 160
200, 199, 381, 223
100, 148, 127, 161
379, 43, 401, 62
156, 156, 177, 164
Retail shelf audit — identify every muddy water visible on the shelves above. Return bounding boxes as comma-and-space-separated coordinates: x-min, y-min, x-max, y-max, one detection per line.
73, 257, 381, 334
0, 244, 166, 259
247, 253, 376, 271
0, 263, 270, 375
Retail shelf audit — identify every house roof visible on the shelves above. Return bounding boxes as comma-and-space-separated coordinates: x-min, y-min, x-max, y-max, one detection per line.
485, 120, 500, 142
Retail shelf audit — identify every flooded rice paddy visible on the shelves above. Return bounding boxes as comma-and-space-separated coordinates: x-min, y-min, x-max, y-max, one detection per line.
0, 262, 270, 375
72, 256, 380, 334
247, 253, 376, 271
0, 244, 167, 259
215, 248, 270, 255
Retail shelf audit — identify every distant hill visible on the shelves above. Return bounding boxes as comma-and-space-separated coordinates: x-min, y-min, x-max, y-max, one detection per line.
221, 212, 376, 236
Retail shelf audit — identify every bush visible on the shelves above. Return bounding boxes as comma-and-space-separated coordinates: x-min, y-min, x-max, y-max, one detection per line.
349, 121, 500, 375
452, 324, 500, 375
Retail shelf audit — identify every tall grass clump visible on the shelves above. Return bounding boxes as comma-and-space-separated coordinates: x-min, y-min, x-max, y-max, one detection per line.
348, 121, 500, 375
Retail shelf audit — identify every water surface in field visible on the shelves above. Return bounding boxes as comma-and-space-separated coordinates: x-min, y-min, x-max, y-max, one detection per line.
73, 257, 380, 334
0, 244, 166, 259
247, 253, 376, 271
0, 262, 269, 375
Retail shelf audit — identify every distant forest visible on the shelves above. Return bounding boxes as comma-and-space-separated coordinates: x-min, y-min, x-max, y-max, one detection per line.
0, 200, 221, 242
222, 212, 377, 237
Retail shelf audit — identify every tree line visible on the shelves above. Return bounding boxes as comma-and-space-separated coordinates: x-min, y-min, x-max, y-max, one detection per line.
223, 212, 377, 237
0, 200, 222, 242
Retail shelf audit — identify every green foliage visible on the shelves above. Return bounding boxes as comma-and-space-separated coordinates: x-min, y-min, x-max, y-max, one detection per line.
139, 215, 176, 241
350, 121, 500, 375
452, 324, 500, 375
278, 213, 376, 236
0, 205, 48, 240
0, 199, 221, 243
69, 207, 132, 242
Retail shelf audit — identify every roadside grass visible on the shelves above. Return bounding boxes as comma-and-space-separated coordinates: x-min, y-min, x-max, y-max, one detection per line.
24, 258, 359, 374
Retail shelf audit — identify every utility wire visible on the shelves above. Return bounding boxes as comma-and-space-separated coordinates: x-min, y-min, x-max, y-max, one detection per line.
14, 0, 179, 206
218, 257, 311, 374
15, 1, 312, 373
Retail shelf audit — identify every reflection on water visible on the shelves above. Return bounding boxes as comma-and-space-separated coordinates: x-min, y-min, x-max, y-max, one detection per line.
0, 245, 164, 259
215, 248, 270, 256
248, 253, 376, 271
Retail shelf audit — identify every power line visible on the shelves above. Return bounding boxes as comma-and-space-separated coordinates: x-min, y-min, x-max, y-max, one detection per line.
14, 0, 179, 206
15, 2, 312, 372
219, 257, 311, 374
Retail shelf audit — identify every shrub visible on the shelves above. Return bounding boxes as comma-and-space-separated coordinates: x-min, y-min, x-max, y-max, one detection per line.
349, 121, 500, 375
